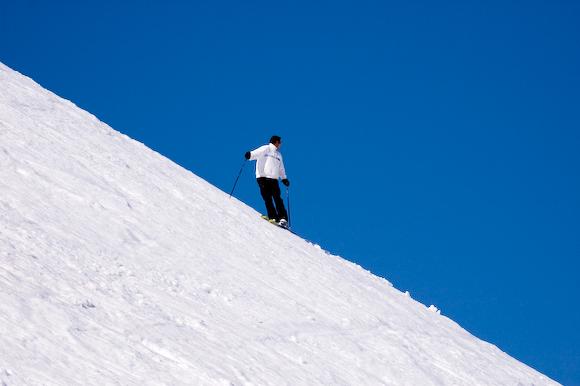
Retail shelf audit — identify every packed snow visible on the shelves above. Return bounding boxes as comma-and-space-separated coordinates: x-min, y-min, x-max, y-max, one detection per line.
0, 62, 559, 385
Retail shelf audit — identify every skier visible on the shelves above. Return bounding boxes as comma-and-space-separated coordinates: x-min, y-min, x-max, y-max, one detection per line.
245, 135, 290, 228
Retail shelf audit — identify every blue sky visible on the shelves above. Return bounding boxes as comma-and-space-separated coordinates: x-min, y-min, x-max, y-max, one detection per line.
2, 0, 579, 383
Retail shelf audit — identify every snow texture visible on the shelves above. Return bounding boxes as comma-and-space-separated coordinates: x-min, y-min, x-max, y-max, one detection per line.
0, 62, 559, 385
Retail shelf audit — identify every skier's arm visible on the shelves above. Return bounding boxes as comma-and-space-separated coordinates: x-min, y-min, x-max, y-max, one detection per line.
249, 145, 269, 160
279, 157, 287, 180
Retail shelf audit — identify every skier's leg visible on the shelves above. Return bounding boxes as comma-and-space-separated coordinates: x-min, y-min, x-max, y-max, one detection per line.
272, 180, 287, 221
257, 178, 277, 220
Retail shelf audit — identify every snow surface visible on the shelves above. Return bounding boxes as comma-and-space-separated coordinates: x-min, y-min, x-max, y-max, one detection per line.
0, 61, 559, 386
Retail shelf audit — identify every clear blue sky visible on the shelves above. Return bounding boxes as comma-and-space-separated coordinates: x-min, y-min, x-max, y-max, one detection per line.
2, 0, 579, 383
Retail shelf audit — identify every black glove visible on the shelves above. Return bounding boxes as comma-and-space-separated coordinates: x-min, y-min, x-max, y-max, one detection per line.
282, 179, 290, 187
244, 151, 251, 160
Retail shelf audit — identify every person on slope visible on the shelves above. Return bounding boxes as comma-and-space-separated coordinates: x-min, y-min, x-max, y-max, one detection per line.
245, 135, 290, 228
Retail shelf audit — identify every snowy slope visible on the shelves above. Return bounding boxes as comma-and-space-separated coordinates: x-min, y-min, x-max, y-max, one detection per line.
0, 61, 558, 386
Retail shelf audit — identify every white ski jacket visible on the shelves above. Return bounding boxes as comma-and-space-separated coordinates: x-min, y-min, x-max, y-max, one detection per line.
249, 143, 287, 180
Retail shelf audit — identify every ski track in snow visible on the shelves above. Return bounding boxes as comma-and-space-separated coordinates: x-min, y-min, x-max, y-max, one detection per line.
0, 61, 560, 385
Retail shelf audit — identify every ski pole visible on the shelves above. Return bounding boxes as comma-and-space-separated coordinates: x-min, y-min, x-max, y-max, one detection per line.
229, 159, 247, 198
286, 186, 291, 228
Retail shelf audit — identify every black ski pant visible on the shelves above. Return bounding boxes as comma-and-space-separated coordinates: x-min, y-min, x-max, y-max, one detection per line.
257, 177, 287, 221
